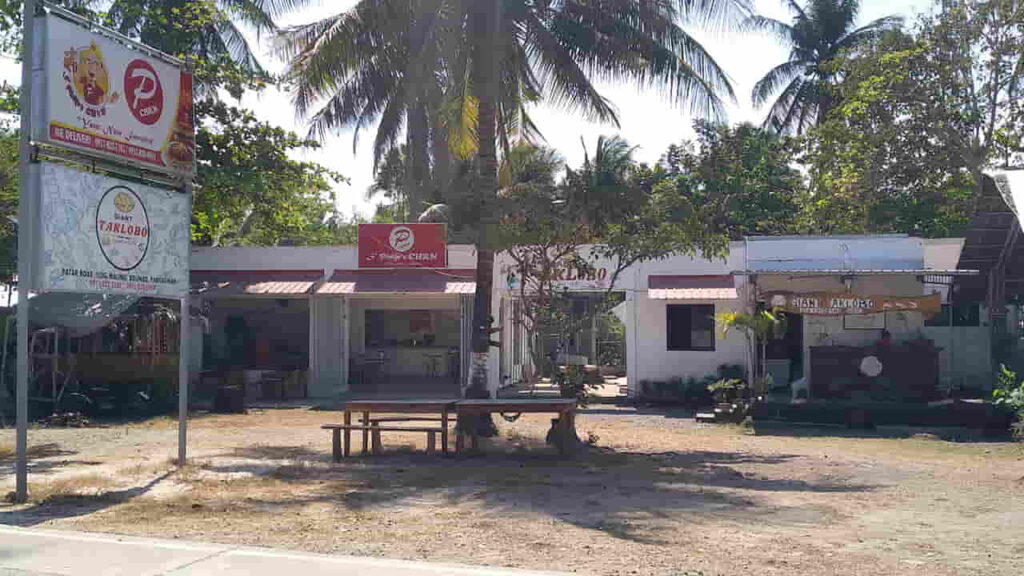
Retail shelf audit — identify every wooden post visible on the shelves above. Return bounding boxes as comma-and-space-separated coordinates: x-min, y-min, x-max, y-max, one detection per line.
441, 408, 449, 454
343, 410, 351, 457
371, 422, 382, 454
361, 410, 370, 455
426, 431, 436, 454
331, 428, 341, 462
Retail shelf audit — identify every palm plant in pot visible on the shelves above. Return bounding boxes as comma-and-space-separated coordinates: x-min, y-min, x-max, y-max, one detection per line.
716, 308, 787, 399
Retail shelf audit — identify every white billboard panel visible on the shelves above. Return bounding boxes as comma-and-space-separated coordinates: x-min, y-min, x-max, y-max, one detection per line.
37, 162, 190, 297
38, 13, 195, 177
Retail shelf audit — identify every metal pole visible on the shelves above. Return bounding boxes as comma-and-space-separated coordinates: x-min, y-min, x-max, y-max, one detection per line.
178, 293, 189, 466
177, 178, 192, 467
15, 0, 38, 504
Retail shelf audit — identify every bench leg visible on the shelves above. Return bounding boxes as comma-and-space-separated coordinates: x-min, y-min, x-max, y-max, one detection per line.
361, 411, 370, 455
332, 428, 341, 462
372, 423, 382, 455
441, 410, 449, 455
426, 431, 436, 454
343, 411, 351, 457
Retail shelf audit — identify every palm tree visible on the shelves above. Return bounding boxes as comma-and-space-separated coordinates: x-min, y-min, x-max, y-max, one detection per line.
104, 0, 308, 94
748, 0, 900, 134
282, 0, 743, 400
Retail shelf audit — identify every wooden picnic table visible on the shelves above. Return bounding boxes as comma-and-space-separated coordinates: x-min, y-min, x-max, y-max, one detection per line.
337, 399, 458, 458
455, 398, 578, 455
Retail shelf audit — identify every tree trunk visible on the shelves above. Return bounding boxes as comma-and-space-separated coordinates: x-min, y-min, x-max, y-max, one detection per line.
406, 103, 431, 219
430, 116, 452, 204
462, 0, 500, 438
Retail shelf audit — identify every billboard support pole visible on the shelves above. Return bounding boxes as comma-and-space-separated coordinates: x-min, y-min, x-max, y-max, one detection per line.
177, 292, 188, 466
15, 0, 37, 504
177, 178, 191, 467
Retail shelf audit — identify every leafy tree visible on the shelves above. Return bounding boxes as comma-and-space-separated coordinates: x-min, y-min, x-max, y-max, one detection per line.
907, 0, 1024, 198
800, 0, 1024, 235
192, 101, 344, 246
802, 29, 974, 236
661, 121, 807, 238
0, 129, 17, 283
747, 0, 900, 134
499, 137, 729, 400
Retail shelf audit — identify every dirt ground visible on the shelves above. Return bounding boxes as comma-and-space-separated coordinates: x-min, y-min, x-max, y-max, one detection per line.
1, 405, 1023, 576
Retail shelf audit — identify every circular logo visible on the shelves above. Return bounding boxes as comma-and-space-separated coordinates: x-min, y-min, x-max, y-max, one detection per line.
389, 226, 415, 252
124, 60, 163, 125
96, 186, 150, 271
859, 355, 883, 378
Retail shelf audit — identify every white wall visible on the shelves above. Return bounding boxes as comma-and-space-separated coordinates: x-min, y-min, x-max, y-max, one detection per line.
627, 243, 748, 395
191, 244, 477, 272
630, 298, 749, 387
921, 307, 993, 391
310, 296, 345, 397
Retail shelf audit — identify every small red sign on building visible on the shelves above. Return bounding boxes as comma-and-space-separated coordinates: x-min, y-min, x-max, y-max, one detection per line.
358, 223, 448, 268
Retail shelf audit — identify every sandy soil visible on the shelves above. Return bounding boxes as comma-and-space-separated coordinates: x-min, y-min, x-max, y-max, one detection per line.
2, 406, 1023, 576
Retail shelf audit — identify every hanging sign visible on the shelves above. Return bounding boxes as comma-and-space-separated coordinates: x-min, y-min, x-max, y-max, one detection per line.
38, 13, 195, 177
358, 223, 447, 268
36, 162, 190, 297
765, 292, 941, 316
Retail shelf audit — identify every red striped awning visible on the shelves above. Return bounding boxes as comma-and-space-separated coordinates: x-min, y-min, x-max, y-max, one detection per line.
317, 269, 476, 295
648, 275, 738, 300
191, 270, 323, 296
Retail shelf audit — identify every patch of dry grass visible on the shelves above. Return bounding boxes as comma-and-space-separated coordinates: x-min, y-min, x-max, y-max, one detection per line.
29, 473, 118, 503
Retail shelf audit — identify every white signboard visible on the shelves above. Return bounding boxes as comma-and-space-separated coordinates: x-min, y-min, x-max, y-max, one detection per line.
503, 264, 612, 292
37, 163, 190, 297
39, 14, 195, 177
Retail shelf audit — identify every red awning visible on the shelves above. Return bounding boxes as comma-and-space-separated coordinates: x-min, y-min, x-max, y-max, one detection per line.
191, 270, 324, 296
317, 269, 476, 295
648, 275, 738, 300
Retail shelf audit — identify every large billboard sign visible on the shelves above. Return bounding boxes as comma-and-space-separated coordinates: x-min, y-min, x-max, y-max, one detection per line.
358, 223, 448, 268
38, 14, 195, 178
36, 162, 190, 297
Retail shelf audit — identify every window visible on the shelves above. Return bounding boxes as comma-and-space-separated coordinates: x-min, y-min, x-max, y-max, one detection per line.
925, 303, 981, 327
666, 304, 716, 351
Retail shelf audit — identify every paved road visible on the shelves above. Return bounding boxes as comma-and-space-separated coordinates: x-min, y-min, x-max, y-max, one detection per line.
0, 526, 570, 575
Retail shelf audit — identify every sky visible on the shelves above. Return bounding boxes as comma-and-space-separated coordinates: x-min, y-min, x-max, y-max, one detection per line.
1, 0, 937, 216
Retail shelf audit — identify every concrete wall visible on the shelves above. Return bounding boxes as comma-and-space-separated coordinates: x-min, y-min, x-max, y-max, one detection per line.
920, 306, 993, 391
626, 243, 748, 394
310, 296, 345, 397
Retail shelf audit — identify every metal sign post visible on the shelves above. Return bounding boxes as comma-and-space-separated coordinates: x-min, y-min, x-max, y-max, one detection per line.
14, 0, 38, 505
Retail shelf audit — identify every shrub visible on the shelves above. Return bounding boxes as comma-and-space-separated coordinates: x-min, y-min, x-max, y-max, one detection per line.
993, 364, 1024, 440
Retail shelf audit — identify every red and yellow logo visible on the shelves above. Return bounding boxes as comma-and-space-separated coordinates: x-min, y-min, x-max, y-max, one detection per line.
62, 41, 120, 117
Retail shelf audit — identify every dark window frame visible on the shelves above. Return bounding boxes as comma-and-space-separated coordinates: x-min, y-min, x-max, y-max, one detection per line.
925, 303, 981, 328
666, 304, 716, 352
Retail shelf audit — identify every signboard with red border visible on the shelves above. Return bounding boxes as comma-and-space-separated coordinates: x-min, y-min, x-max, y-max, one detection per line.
38, 13, 195, 178
358, 223, 447, 268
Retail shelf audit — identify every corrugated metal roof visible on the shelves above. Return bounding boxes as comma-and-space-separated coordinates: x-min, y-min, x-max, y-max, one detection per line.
647, 275, 738, 300
316, 269, 476, 295
731, 269, 979, 276
191, 270, 324, 296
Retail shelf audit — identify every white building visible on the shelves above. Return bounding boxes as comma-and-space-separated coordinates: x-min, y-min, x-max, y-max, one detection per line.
189, 232, 986, 401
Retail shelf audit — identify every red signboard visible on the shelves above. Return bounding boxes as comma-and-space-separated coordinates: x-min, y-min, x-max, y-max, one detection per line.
358, 224, 447, 268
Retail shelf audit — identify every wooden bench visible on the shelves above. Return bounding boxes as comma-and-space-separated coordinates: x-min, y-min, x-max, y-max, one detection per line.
322, 424, 447, 461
